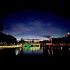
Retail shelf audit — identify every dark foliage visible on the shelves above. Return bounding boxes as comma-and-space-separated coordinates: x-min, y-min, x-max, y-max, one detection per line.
52, 35, 70, 44
0, 32, 17, 45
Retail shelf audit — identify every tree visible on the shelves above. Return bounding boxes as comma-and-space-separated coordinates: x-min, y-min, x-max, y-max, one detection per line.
7, 35, 17, 45
0, 32, 17, 45
19, 38, 25, 44
52, 38, 58, 44
65, 35, 70, 44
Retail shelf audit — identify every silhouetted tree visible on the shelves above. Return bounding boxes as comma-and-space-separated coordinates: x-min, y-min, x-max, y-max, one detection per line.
65, 35, 70, 44
52, 38, 58, 44
6, 35, 17, 45
19, 38, 25, 44
0, 32, 17, 45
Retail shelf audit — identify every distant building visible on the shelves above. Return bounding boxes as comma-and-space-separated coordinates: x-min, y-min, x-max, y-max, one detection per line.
24, 39, 40, 43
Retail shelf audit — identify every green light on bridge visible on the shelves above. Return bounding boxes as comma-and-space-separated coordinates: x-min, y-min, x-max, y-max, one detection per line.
22, 43, 31, 50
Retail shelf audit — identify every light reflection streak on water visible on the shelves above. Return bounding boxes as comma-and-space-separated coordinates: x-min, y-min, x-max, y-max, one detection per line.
61, 47, 62, 50
23, 49, 43, 55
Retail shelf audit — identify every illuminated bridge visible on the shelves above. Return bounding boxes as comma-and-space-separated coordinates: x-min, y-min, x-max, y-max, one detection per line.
0, 43, 70, 49
0, 44, 22, 49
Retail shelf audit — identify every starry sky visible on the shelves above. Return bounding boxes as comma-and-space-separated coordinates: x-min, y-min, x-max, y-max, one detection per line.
1, 10, 70, 40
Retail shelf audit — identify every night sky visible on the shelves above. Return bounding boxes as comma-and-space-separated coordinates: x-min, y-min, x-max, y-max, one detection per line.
0, 2, 70, 40
1, 10, 70, 40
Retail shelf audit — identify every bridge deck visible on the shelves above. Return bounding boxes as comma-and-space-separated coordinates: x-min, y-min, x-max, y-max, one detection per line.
0, 44, 22, 48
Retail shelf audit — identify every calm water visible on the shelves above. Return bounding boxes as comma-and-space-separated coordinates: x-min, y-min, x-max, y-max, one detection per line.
22, 45, 70, 56
44, 46, 70, 56
0, 46, 70, 56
